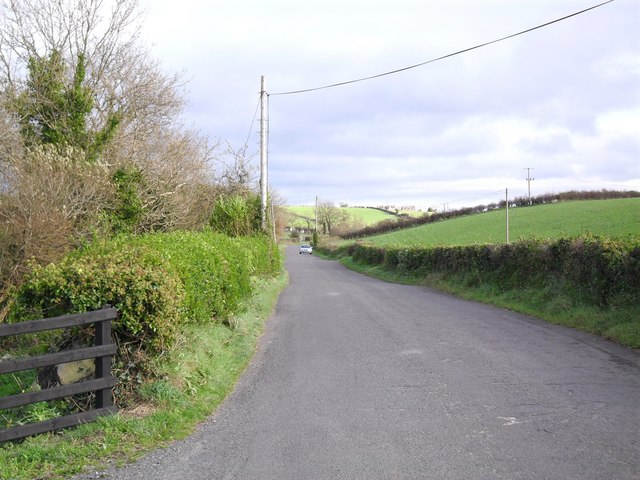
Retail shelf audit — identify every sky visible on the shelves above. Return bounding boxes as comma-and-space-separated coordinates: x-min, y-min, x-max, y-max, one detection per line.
142, 0, 640, 210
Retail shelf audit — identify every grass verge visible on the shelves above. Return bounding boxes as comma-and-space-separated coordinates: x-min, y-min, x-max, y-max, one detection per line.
338, 256, 640, 349
0, 271, 289, 480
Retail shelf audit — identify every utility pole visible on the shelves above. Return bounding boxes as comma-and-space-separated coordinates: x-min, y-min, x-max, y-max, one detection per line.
315, 196, 318, 233
260, 75, 268, 231
505, 188, 510, 244
524, 167, 535, 205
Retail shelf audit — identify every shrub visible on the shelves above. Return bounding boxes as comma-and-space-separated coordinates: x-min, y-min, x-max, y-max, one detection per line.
9, 231, 281, 343
345, 235, 640, 308
108, 166, 145, 234
549, 235, 640, 306
125, 231, 280, 324
5, 231, 282, 407
0, 145, 111, 289
10, 244, 184, 357
209, 193, 261, 237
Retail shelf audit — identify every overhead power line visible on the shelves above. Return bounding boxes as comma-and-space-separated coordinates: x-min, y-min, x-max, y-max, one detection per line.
270, 0, 614, 96
244, 96, 261, 148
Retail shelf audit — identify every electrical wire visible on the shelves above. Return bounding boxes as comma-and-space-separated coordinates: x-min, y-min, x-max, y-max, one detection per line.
270, 0, 614, 97
266, 93, 271, 156
244, 96, 261, 148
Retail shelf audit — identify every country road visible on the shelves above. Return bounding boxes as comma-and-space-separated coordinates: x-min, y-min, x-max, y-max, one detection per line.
77, 245, 639, 479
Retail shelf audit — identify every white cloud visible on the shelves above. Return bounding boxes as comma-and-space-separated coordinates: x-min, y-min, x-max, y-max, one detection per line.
141, 0, 640, 207
596, 108, 640, 138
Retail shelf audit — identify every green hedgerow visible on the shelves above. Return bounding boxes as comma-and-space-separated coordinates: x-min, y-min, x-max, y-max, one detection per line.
342, 235, 640, 308
4, 231, 281, 408
122, 231, 281, 324
10, 244, 184, 356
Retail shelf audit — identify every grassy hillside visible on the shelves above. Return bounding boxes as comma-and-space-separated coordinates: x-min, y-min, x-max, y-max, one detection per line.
365, 198, 640, 246
287, 206, 398, 227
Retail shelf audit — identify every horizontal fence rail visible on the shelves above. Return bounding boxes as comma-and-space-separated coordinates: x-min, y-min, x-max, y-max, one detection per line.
0, 306, 118, 443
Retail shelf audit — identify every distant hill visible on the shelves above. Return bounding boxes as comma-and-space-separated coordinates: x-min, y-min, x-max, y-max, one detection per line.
363, 198, 640, 247
286, 206, 398, 229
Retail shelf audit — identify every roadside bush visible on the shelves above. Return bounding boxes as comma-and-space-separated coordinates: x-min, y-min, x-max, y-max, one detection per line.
349, 243, 386, 265
342, 235, 640, 308
233, 234, 281, 278
8, 231, 280, 342
209, 193, 262, 237
125, 231, 280, 323
5, 231, 281, 407
0, 145, 111, 291
549, 235, 640, 306
9, 244, 183, 357
4, 243, 183, 406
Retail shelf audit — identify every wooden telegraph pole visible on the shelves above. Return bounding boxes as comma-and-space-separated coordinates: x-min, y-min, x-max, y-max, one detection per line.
260, 75, 268, 231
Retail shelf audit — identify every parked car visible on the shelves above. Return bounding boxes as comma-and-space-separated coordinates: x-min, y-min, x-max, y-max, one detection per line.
299, 244, 313, 255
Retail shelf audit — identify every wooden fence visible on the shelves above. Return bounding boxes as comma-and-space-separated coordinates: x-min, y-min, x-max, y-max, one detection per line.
0, 306, 118, 443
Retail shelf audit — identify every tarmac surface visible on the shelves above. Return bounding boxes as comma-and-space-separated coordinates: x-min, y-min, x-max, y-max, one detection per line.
75, 245, 640, 479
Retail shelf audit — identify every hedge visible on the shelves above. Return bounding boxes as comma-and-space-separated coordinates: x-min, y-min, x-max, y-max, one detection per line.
342, 235, 640, 308
6, 232, 281, 382
9, 244, 183, 356
123, 231, 280, 324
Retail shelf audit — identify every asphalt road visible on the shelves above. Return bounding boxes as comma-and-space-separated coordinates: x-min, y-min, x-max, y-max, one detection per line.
78, 245, 639, 479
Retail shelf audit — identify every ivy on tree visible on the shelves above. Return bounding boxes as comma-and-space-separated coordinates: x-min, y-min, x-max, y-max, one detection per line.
14, 50, 120, 162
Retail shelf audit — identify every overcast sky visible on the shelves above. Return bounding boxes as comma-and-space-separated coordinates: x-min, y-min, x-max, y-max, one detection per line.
142, 0, 639, 209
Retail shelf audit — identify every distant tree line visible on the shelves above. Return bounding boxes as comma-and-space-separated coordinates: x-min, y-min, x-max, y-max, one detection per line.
341, 189, 640, 240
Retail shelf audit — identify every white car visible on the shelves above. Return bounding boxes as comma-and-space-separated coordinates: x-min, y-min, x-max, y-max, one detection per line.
299, 244, 313, 255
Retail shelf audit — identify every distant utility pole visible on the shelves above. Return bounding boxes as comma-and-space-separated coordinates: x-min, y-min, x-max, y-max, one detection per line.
260, 75, 268, 231
505, 188, 510, 244
315, 196, 318, 233
524, 167, 535, 205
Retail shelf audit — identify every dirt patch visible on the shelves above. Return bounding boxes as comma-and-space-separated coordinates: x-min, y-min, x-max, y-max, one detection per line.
119, 403, 157, 419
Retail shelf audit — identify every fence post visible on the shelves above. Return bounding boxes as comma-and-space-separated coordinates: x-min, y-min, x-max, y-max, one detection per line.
94, 305, 113, 409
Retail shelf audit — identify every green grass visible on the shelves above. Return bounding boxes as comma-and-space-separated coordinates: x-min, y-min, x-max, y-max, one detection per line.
0, 271, 288, 480
366, 198, 640, 246
287, 206, 398, 228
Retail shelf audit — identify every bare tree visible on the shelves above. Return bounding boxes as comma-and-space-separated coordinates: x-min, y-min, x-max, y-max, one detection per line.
131, 128, 218, 232
317, 200, 351, 235
268, 188, 289, 242
0, 0, 185, 149
212, 142, 258, 194
330, 215, 365, 237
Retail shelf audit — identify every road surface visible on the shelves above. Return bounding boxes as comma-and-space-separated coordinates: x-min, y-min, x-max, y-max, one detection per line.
77, 245, 640, 479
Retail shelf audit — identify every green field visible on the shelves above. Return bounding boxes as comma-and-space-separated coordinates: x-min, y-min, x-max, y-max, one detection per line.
365, 198, 640, 246
287, 206, 398, 227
